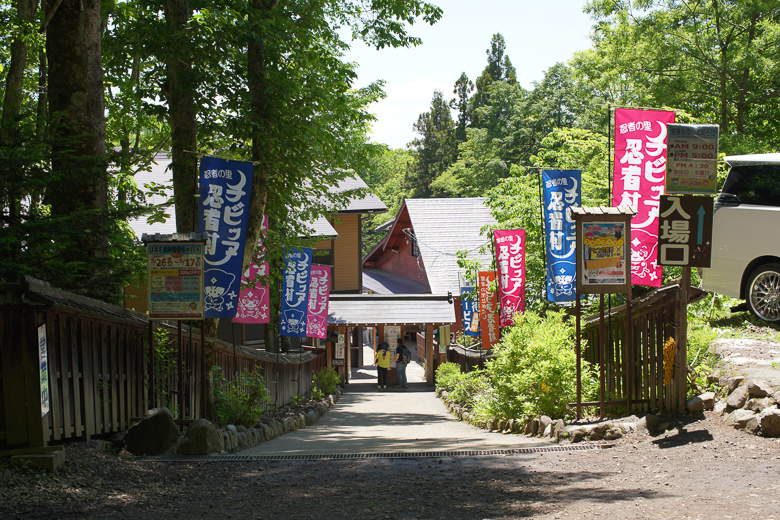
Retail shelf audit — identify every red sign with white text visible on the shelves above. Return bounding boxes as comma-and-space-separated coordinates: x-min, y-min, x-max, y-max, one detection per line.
306, 265, 331, 339
612, 108, 675, 287
233, 216, 270, 324
493, 229, 526, 326
478, 271, 500, 349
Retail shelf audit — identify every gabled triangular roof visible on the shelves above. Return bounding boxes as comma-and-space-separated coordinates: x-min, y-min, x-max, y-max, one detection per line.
364, 198, 497, 295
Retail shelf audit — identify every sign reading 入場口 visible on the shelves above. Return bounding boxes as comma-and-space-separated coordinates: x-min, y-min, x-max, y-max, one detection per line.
147, 242, 204, 319
657, 195, 713, 267
666, 124, 720, 195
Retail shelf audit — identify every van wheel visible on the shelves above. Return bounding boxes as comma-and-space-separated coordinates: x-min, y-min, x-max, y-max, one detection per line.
746, 263, 780, 323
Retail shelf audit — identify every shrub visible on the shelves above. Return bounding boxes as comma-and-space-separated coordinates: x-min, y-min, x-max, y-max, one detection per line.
312, 367, 341, 395
485, 310, 598, 420
435, 362, 463, 393
214, 367, 271, 427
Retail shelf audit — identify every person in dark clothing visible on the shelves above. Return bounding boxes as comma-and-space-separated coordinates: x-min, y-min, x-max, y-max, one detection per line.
395, 337, 408, 388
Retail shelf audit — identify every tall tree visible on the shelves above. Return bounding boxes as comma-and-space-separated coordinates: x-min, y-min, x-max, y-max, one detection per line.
471, 33, 516, 127
451, 72, 473, 143
406, 90, 457, 197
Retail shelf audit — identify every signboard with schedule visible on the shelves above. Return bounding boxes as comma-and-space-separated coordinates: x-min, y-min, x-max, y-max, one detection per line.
147, 243, 205, 319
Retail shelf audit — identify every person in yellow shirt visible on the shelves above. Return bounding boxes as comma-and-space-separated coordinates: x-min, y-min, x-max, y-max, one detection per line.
374, 342, 391, 389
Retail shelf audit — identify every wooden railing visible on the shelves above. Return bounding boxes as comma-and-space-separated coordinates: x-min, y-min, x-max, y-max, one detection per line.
0, 280, 321, 450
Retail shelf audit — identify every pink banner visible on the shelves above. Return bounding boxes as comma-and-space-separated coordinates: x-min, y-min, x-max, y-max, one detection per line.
493, 229, 526, 326
233, 216, 270, 324
478, 271, 499, 349
306, 265, 331, 339
612, 108, 675, 287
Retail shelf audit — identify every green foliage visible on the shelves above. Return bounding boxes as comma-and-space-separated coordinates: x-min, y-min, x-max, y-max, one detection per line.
486, 311, 598, 420
310, 386, 324, 401
214, 367, 271, 427
312, 367, 341, 395
434, 362, 463, 393
150, 329, 179, 417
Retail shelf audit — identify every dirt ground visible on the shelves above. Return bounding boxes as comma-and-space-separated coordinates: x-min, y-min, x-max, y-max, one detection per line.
1, 409, 779, 520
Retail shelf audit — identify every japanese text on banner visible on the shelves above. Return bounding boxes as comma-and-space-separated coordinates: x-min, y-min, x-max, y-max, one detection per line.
199, 156, 254, 317
493, 229, 526, 326
612, 108, 675, 287
542, 170, 580, 302
460, 287, 480, 337
234, 215, 270, 324
280, 248, 313, 337
478, 271, 499, 349
306, 265, 331, 339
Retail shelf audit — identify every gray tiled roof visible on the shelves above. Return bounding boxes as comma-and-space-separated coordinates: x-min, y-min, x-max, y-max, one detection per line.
128, 154, 373, 239
405, 198, 496, 295
327, 294, 455, 326
362, 268, 430, 295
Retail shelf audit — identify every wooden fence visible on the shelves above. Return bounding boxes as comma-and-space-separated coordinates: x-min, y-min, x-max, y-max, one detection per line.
0, 279, 320, 450
581, 282, 706, 414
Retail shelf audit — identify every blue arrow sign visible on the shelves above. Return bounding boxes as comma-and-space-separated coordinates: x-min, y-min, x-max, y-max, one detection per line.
697, 205, 706, 245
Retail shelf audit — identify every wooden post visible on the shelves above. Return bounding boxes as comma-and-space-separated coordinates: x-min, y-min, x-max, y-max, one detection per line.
345, 326, 351, 384
425, 325, 435, 385
200, 320, 206, 418
177, 320, 183, 419
337, 324, 346, 382
599, 294, 606, 419
148, 320, 154, 409
626, 292, 633, 414
575, 294, 582, 420
678, 268, 691, 413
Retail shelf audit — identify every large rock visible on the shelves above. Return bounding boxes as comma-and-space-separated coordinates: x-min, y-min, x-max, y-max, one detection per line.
539, 416, 552, 436
746, 398, 774, 412
588, 423, 609, 441
726, 376, 746, 394
237, 431, 250, 450
636, 413, 661, 432
177, 419, 223, 455
772, 391, 780, 405
723, 409, 755, 427
747, 380, 774, 398
726, 385, 749, 410
552, 419, 566, 439
124, 407, 181, 456
260, 423, 273, 441
759, 409, 780, 437
687, 392, 716, 412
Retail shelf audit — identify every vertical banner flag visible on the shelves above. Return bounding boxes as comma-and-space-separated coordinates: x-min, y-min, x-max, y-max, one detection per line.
493, 229, 526, 326
234, 216, 270, 324
543, 170, 581, 302
199, 156, 254, 317
306, 265, 331, 339
612, 108, 675, 287
478, 271, 500, 349
280, 248, 313, 337
460, 287, 480, 337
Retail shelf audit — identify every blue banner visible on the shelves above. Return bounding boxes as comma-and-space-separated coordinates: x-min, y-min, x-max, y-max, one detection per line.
543, 170, 581, 302
460, 287, 480, 337
199, 156, 254, 317
280, 248, 313, 337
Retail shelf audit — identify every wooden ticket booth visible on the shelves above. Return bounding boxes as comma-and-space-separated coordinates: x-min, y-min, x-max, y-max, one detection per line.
325, 294, 456, 385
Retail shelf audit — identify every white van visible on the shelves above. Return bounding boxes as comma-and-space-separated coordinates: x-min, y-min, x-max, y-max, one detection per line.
701, 153, 780, 323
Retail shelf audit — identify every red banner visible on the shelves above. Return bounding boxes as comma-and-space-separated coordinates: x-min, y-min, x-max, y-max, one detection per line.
233, 216, 270, 324
612, 108, 675, 287
493, 229, 526, 326
306, 265, 331, 339
478, 271, 500, 349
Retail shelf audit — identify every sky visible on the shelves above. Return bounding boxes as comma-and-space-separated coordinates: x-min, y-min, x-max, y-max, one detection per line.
342, 0, 596, 149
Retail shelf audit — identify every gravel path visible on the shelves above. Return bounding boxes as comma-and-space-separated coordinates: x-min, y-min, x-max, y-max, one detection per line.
2, 410, 778, 519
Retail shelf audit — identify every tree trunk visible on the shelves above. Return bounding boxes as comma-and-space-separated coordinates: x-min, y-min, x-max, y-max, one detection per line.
165, 0, 198, 234
46, 0, 108, 260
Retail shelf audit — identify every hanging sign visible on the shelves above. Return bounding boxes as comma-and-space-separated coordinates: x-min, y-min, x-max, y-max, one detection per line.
666, 124, 720, 195
658, 195, 713, 267
335, 333, 345, 359
543, 169, 581, 302
233, 216, 270, 324
612, 108, 675, 287
147, 242, 204, 319
280, 247, 313, 337
38, 325, 50, 417
199, 156, 254, 317
460, 287, 480, 337
493, 229, 526, 326
573, 207, 634, 295
439, 325, 451, 353
306, 265, 331, 339
478, 271, 499, 349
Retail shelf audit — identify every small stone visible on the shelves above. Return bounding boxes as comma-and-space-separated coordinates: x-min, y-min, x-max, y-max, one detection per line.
747, 380, 774, 398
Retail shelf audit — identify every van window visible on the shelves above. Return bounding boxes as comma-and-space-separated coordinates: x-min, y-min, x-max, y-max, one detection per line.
720, 164, 780, 207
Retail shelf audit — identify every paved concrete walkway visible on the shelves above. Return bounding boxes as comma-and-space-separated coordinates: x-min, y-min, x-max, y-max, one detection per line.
240, 344, 553, 456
